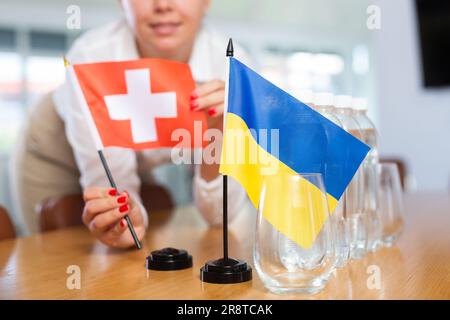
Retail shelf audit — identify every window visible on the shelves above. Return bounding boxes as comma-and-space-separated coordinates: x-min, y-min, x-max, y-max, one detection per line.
0, 29, 16, 48
30, 31, 66, 52
0, 29, 68, 153
25, 55, 65, 105
259, 49, 345, 99
0, 52, 23, 152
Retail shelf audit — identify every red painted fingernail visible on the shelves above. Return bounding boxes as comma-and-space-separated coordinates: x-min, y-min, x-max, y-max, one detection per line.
117, 196, 126, 204
119, 204, 129, 213
190, 92, 198, 100
108, 189, 117, 196
207, 108, 217, 116
120, 219, 126, 227
190, 100, 198, 109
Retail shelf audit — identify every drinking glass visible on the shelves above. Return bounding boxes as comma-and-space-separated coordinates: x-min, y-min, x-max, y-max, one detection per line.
363, 162, 382, 252
332, 200, 350, 268
254, 173, 337, 294
378, 162, 405, 246
346, 169, 369, 260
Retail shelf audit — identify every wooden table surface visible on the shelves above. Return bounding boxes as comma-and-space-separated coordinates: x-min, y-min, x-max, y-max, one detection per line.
0, 192, 449, 300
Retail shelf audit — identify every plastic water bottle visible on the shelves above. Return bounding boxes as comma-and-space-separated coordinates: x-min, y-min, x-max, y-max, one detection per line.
333, 95, 368, 260
312, 93, 351, 268
312, 92, 341, 125
278, 90, 326, 271
351, 98, 381, 252
295, 89, 315, 108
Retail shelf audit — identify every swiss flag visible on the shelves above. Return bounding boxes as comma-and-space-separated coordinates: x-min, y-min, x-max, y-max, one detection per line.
68, 59, 207, 150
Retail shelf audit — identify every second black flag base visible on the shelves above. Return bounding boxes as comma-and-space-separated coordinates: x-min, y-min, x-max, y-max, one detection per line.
147, 247, 193, 271
200, 258, 252, 284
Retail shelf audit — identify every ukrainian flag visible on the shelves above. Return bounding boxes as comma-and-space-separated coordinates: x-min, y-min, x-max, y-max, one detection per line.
220, 58, 370, 249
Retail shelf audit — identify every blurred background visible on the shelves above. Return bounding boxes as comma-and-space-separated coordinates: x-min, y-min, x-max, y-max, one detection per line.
0, 0, 449, 231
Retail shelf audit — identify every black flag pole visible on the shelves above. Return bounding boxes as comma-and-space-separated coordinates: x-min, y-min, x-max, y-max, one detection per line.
200, 38, 252, 284
223, 174, 228, 261
222, 38, 233, 261
97, 150, 142, 250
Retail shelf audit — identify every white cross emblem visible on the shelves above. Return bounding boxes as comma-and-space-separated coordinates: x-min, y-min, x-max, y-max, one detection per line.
104, 68, 177, 143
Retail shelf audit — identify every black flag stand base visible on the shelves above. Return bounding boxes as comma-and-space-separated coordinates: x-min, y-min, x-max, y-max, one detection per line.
146, 247, 193, 271
200, 258, 252, 284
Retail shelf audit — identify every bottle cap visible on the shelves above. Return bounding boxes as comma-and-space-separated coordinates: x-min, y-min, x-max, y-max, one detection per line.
146, 247, 193, 271
334, 95, 353, 109
314, 92, 334, 107
352, 97, 368, 111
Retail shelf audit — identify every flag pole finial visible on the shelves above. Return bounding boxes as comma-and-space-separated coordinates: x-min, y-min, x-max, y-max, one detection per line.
226, 38, 234, 57
63, 56, 70, 67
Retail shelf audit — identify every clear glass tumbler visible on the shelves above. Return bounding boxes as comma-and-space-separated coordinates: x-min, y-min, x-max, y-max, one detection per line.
254, 173, 337, 294
331, 200, 351, 268
378, 162, 405, 246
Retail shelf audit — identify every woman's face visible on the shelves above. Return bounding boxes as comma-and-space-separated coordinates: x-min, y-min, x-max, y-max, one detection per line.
123, 0, 210, 55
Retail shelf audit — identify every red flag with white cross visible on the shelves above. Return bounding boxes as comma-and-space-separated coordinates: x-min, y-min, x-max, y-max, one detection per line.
67, 59, 207, 150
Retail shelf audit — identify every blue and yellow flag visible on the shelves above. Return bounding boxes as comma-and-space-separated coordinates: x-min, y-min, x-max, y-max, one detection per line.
220, 57, 370, 249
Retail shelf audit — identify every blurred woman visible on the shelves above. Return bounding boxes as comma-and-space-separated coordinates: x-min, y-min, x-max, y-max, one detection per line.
11, 0, 249, 247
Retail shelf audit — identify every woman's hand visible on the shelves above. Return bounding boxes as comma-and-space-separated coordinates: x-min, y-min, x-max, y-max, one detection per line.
190, 79, 225, 131
190, 80, 225, 181
82, 187, 146, 248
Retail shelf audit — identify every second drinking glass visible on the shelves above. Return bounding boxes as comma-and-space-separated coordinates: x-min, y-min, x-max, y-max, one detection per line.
378, 162, 405, 246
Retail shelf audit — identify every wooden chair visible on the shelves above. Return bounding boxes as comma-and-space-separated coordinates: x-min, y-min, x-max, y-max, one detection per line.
38, 184, 174, 232
140, 184, 175, 228
0, 205, 16, 240
140, 183, 174, 212
37, 194, 84, 232
380, 157, 408, 190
